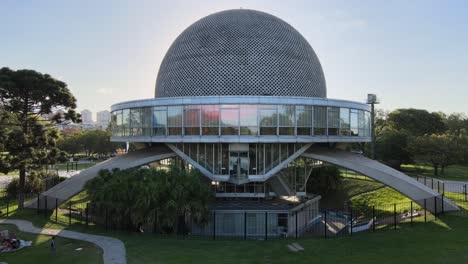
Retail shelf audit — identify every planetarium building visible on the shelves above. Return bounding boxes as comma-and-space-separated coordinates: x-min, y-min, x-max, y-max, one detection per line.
68, 9, 454, 237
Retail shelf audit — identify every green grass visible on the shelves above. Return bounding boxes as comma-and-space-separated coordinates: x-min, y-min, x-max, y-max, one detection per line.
3, 205, 468, 263
0, 171, 18, 176
0, 224, 102, 264
320, 178, 384, 209
115, 215, 468, 264
402, 163, 468, 181
350, 187, 411, 209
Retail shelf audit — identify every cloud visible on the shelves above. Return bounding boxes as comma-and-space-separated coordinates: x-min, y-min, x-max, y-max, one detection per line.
96, 88, 113, 95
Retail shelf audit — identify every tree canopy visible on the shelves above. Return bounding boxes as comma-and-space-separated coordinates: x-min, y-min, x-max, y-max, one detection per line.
85, 166, 213, 233
0, 67, 80, 208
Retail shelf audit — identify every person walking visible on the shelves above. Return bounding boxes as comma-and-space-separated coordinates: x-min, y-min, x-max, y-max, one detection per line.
50, 236, 56, 255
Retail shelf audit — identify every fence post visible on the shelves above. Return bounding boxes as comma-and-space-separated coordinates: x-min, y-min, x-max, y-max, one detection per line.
44, 196, 48, 218
424, 198, 427, 223
434, 196, 437, 218
464, 184, 467, 201
372, 206, 375, 232
55, 198, 58, 222
244, 211, 247, 240
410, 201, 413, 226
295, 211, 298, 239
36, 194, 40, 215
212, 211, 216, 240
85, 203, 89, 227
431, 178, 434, 190
264, 212, 268, 241
153, 210, 157, 233
324, 210, 327, 238
69, 200, 72, 226
441, 194, 444, 214
105, 207, 108, 231
393, 203, 397, 230
350, 207, 353, 236
424, 176, 427, 185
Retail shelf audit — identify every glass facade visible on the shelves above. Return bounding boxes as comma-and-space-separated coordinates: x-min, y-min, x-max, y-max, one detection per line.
111, 104, 371, 139
173, 143, 305, 177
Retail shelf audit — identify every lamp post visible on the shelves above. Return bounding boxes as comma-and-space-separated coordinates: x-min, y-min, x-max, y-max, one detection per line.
366, 94, 380, 160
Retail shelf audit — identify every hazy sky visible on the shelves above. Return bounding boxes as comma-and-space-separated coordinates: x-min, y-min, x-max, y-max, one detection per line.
1, 0, 467, 117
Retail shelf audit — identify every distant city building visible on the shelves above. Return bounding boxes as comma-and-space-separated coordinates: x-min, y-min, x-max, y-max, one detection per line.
96, 110, 111, 130
80, 109, 93, 124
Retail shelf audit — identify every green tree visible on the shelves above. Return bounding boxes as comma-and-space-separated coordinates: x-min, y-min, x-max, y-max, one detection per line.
79, 130, 116, 158
85, 166, 213, 233
409, 134, 461, 176
307, 165, 341, 195
57, 131, 84, 158
387, 108, 446, 136
375, 127, 412, 169
0, 67, 80, 208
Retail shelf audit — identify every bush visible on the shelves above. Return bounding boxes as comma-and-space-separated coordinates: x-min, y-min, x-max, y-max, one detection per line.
85, 166, 213, 233
5, 171, 59, 198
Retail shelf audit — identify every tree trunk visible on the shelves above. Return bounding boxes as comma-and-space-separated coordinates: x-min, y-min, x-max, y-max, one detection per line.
441, 165, 445, 175
433, 164, 439, 176
18, 167, 26, 209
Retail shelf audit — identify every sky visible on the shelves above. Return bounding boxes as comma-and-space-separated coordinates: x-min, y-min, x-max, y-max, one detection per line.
1, 0, 467, 117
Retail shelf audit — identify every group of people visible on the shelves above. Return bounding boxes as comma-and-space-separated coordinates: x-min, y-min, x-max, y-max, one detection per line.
0, 230, 20, 252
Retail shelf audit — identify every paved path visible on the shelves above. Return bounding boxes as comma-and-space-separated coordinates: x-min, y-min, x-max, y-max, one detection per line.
0, 219, 126, 264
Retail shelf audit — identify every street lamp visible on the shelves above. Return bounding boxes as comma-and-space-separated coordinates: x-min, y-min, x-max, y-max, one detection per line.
366, 94, 380, 160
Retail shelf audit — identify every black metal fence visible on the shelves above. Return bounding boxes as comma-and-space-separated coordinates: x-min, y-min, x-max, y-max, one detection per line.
1, 193, 462, 241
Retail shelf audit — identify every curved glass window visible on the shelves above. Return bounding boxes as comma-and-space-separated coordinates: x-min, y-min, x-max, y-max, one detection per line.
184, 105, 200, 135
278, 105, 295, 135
220, 105, 239, 135
296, 105, 313, 136
201, 105, 219, 135
153, 106, 167, 136
167, 106, 183, 135
313, 106, 326, 136
259, 105, 277, 135
339, 108, 350, 136
240, 105, 258, 135
111, 103, 371, 140
327, 107, 339, 136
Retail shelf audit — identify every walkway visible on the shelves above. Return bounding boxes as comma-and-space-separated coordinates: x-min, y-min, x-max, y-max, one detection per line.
27, 144, 176, 209
0, 219, 126, 264
301, 147, 459, 213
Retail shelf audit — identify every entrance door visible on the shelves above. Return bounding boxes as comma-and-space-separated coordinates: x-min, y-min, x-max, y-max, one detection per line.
229, 151, 249, 180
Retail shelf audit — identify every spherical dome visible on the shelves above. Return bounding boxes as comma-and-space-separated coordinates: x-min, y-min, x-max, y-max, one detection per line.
155, 9, 326, 98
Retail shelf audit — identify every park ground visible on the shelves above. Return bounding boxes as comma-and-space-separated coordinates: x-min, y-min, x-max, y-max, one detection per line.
2, 174, 468, 264
2, 213, 468, 264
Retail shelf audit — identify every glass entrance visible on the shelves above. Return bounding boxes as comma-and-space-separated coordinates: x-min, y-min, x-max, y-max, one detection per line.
229, 152, 249, 180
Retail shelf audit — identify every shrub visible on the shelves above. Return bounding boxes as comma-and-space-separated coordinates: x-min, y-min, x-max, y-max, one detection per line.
85, 166, 213, 233
6, 171, 59, 198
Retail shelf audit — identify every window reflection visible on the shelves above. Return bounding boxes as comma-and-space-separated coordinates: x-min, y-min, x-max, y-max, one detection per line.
240, 105, 258, 135
111, 103, 371, 139
220, 105, 239, 135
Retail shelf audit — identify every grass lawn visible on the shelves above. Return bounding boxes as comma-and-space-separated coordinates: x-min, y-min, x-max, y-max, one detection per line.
0, 171, 19, 176
350, 186, 411, 209
402, 163, 468, 182
320, 178, 384, 209
115, 215, 468, 264
0, 224, 102, 264
3, 205, 468, 263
